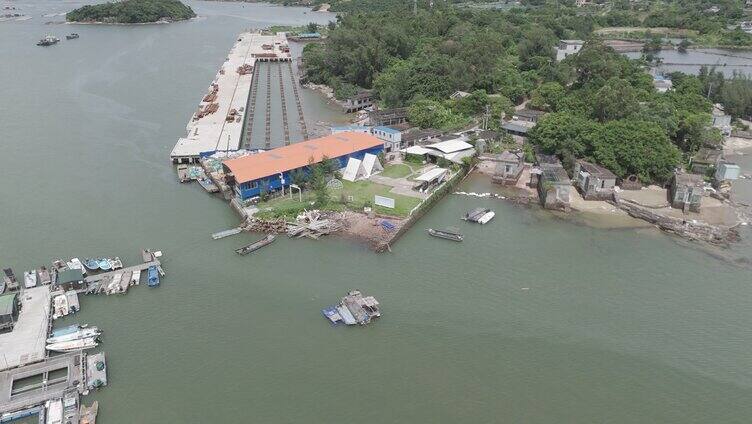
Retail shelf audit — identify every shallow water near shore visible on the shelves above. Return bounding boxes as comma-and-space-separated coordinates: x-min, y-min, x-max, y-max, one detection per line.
2, 1, 752, 423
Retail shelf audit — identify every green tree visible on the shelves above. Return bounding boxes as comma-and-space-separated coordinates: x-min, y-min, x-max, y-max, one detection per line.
408, 99, 466, 129
527, 112, 599, 158
593, 78, 640, 122
528, 81, 566, 112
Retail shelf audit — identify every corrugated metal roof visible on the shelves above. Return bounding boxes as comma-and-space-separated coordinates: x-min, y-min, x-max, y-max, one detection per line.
224, 132, 383, 184
0, 293, 16, 316
427, 139, 473, 154
415, 168, 448, 182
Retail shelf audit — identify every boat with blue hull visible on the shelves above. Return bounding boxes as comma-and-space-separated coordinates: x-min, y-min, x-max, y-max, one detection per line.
83, 258, 100, 271
147, 265, 159, 287
97, 258, 112, 271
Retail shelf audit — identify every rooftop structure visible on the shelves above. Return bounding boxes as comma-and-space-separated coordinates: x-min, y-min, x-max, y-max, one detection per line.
401, 136, 475, 164
223, 132, 383, 200
512, 109, 546, 123
670, 171, 705, 212
573, 160, 617, 200
0, 293, 18, 331
171, 32, 291, 164
555, 40, 584, 61
368, 107, 409, 126
690, 148, 723, 174
653, 75, 673, 93
401, 128, 442, 146
491, 150, 525, 185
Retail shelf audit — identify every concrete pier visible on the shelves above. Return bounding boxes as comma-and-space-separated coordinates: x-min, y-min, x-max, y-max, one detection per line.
171, 31, 292, 164
0, 286, 51, 371
83, 260, 160, 293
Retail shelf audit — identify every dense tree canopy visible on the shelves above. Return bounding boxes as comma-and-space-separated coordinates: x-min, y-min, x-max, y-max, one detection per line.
66, 0, 195, 23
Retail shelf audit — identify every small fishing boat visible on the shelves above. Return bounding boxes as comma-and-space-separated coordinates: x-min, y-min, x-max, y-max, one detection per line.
52, 294, 69, 320
235, 234, 276, 255
46, 336, 98, 352
38, 266, 51, 285
462, 207, 495, 224
23, 270, 37, 288
426, 228, 464, 242
46, 327, 100, 344
83, 258, 100, 271
97, 258, 111, 271
108, 257, 123, 270
2, 268, 17, 292
67, 258, 86, 275
147, 265, 159, 287
66, 33, 79, 40
50, 324, 88, 338
36, 35, 59, 46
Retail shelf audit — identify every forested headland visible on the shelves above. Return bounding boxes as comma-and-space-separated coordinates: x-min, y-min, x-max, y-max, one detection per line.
301, 0, 752, 184
67, 0, 196, 24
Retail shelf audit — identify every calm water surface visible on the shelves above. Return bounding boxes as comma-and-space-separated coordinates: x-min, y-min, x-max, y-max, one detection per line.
2, 2, 752, 423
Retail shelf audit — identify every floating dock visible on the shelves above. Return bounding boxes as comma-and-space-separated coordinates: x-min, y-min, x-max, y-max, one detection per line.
322, 290, 381, 326
171, 31, 292, 165
0, 285, 51, 371
0, 352, 84, 414
85, 353, 107, 390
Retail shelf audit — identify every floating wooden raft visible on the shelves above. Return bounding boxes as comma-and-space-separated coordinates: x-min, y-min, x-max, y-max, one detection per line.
235, 235, 276, 255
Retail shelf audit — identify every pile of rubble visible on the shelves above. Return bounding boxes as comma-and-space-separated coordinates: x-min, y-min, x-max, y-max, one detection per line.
244, 218, 288, 234
202, 83, 218, 102
195, 102, 219, 119
236, 64, 253, 75
286, 210, 342, 239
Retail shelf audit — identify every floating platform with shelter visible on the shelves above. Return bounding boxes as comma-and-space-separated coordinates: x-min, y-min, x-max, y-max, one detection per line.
322, 290, 381, 326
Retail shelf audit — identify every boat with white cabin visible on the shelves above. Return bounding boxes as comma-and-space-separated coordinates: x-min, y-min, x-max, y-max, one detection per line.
23, 270, 37, 288
46, 336, 98, 352
46, 327, 101, 344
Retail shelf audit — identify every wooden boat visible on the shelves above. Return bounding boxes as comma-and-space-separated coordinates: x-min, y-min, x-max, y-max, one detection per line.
426, 228, 464, 242
235, 234, 276, 255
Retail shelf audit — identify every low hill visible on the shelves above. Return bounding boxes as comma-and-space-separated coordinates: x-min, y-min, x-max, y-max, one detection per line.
66, 0, 196, 24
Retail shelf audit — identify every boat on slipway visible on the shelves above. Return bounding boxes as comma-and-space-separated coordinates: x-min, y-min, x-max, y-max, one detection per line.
462, 207, 495, 224
46, 337, 98, 353
235, 235, 276, 255
147, 266, 159, 287
46, 327, 101, 344
427, 228, 464, 242
23, 270, 37, 288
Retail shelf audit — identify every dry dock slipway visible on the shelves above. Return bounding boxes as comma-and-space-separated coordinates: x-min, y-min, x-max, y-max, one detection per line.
171, 30, 312, 165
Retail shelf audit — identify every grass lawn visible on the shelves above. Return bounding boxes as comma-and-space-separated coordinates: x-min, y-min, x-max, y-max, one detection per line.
254, 179, 422, 219
380, 164, 413, 179
337, 180, 421, 217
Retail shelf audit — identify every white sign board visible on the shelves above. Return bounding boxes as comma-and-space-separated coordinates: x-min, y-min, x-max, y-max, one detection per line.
374, 195, 395, 209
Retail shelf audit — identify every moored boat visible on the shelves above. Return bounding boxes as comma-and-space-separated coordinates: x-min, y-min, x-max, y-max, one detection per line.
52, 294, 69, 320
235, 234, 276, 255
2, 268, 18, 291
66, 33, 79, 40
427, 228, 464, 242
38, 266, 51, 285
147, 265, 159, 287
46, 327, 100, 344
37, 35, 60, 46
83, 258, 100, 271
462, 207, 495, 224
67, 258, 86, 275
46, 336, 98, 352
97, 258, 111, 271
50, 324, 88, 338
130, 270, 141, 285
23, 270, 37, 288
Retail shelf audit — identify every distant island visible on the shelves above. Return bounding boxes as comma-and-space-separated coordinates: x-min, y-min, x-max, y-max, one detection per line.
66, 0, 196, 24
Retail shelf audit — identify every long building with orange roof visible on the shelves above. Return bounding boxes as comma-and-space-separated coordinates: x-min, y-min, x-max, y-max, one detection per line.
223, 132, 383, 200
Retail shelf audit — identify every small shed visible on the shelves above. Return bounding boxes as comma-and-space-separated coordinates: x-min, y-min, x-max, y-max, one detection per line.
538, 165, 571, 211
0, 293, 19, 332
55, 268, 85, 291
573, 160, 617, 200
491, 151, 525, 185
512, 109, 546, 123
714, 162, 741, 182
670, 172, 705, 212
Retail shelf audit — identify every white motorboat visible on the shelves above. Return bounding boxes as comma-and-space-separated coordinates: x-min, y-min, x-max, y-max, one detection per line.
45, 399, 63, 424
477, 210, 495, 224
130, 271, 140, 285
52, 294, 69, 320
23, 270, 37, 288
46, 336, 98, 352
66, 258, 86, 275
46, 327, 101, 344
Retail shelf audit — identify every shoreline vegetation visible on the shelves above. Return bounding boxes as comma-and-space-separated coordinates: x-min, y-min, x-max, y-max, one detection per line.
66, 0, 195, 24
